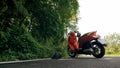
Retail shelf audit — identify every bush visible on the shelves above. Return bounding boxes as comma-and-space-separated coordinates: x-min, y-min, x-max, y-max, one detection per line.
106, 45, 120, 56
0, 49, 17, 61
0, 24, 68, 61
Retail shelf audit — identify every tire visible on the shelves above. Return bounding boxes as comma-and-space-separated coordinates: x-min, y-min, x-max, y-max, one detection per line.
92, 42, 105, 58
67, 47, 76, 58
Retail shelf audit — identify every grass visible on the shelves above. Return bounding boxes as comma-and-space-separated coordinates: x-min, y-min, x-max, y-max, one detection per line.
105, 46, 120, 56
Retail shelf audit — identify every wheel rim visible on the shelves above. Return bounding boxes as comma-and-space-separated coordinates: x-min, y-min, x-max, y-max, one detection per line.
68, 49, 75, 56
93, 46, 101, 55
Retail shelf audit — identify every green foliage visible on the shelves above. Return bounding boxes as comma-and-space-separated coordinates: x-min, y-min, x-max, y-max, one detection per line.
0, 0, 79, 61
104, 33, 120, 56
24, 0, 79, 43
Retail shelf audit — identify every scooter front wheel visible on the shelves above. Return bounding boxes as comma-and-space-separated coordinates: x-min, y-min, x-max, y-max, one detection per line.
92, 42, 105, 58
67, 47, 76, 58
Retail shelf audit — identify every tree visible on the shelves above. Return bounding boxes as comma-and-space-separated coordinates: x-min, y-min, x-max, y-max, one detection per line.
104, 33, 120, 55
0, 0, 79, 60
104, 33, 120, 46
24, 0, 79, 44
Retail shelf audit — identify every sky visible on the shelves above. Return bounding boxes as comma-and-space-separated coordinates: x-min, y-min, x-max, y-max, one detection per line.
77, 0, 120, 37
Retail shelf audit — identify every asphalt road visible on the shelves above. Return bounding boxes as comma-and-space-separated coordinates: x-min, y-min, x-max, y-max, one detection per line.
0, 56, 120, 68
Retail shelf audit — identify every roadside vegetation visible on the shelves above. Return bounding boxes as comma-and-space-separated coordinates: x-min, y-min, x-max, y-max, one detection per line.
0, 0, 78, 61
105, 33, 120, 56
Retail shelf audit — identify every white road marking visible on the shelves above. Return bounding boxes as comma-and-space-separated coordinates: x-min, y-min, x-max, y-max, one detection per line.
0, 58, 51, 64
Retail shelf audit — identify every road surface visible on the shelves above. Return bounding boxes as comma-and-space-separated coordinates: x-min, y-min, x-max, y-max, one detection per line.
0, 56, 120, 68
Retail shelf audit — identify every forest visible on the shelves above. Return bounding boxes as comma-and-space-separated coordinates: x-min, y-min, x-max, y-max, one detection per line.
0, 0, 79, 61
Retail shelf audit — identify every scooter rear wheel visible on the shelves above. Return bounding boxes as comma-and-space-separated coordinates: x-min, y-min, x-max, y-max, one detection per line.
68, 47, 76, 58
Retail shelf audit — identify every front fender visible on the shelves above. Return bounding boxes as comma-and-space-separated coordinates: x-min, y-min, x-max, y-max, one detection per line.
97, 39, 107, 47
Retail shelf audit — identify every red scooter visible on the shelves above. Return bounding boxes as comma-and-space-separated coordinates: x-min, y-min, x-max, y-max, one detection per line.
68, 31, 107, 58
